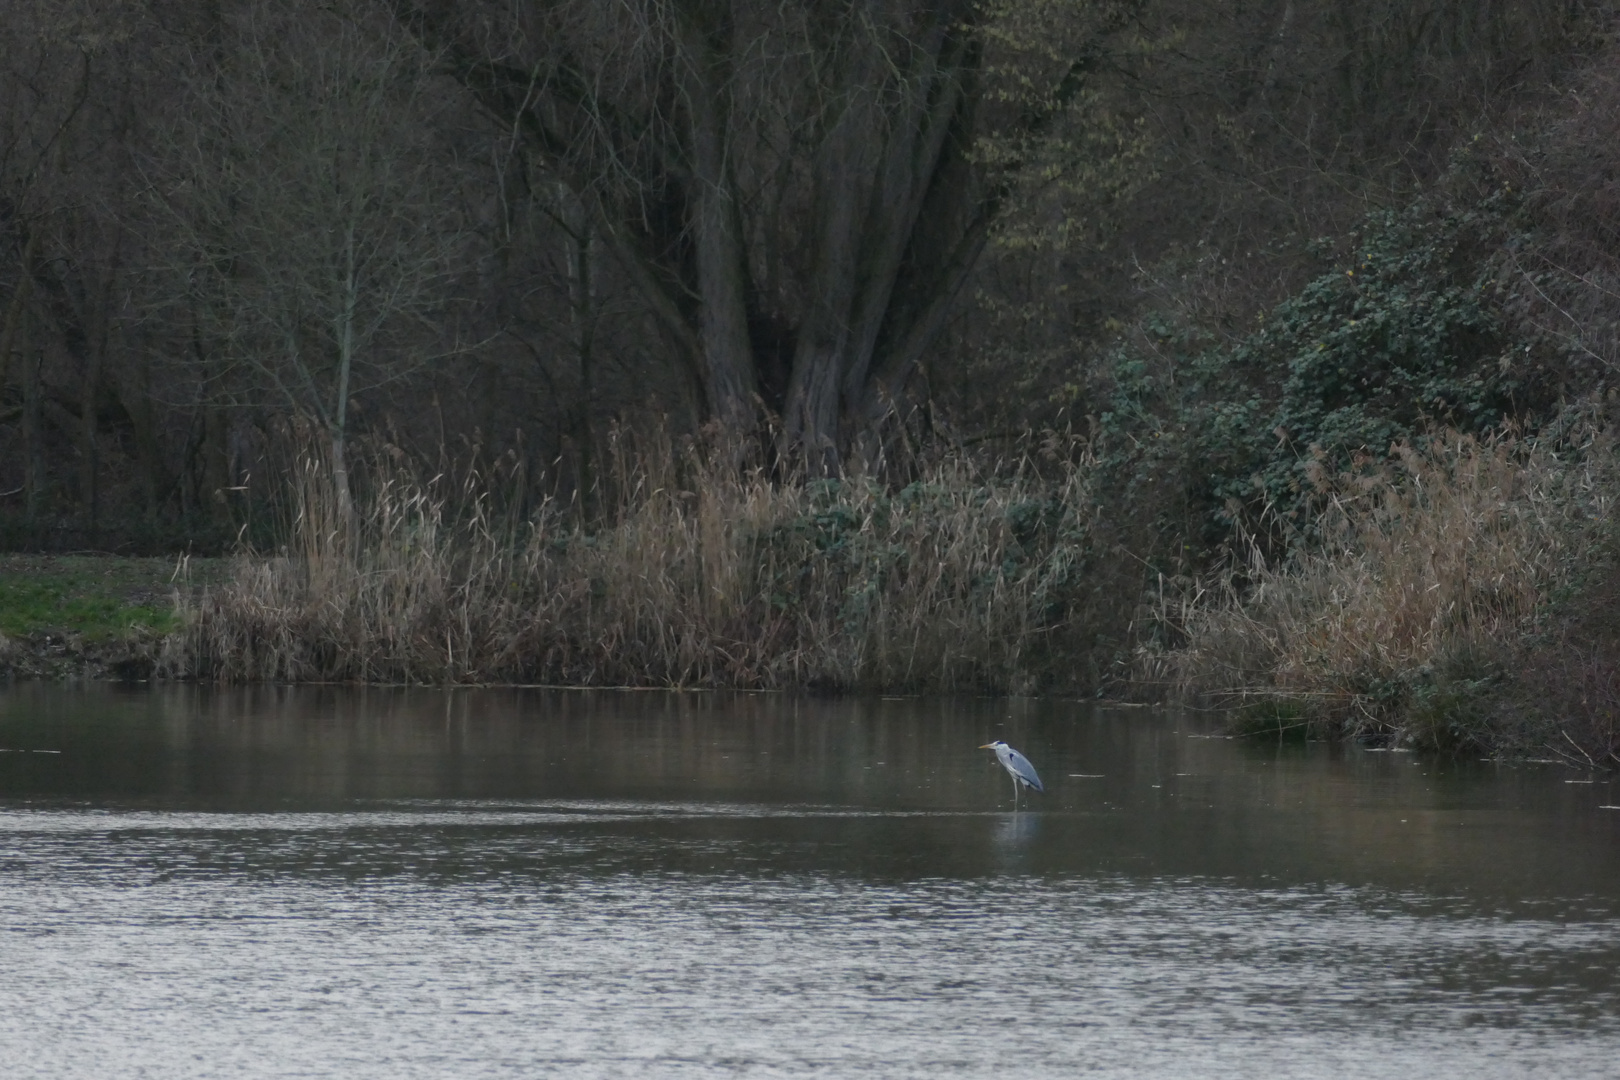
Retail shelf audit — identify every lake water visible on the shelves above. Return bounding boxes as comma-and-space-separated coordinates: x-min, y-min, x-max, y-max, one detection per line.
1, 684, 1618, 1078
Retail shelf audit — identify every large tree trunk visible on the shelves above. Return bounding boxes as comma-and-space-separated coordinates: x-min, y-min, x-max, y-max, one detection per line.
683, 5, 759, 435
780, 32, 886, 474
394, 0, 988, 471
783, 4, 979, 470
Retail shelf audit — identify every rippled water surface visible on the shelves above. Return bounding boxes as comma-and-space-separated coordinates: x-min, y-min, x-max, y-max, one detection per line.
2, 685, 1619, 1078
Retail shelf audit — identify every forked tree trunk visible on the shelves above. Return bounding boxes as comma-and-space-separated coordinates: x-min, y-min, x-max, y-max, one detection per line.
780, 6, 979, 471
396, 0, 988, 471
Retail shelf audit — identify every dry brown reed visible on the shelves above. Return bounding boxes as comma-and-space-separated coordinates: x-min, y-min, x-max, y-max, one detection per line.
170, 427, 1122, 692
1162, 425, 1618, 747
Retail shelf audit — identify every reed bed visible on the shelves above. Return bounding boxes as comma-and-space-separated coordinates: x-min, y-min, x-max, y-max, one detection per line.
171, 431, 1119, 692
1164, 426, 1619, 751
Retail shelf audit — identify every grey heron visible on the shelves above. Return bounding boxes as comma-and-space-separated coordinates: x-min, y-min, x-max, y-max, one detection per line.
979, 741, 1044, 808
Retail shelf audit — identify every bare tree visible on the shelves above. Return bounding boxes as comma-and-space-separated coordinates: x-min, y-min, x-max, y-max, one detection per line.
152, 0, 473, 523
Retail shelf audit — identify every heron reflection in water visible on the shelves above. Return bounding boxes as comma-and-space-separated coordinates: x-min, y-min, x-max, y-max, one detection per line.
979, 741, 1044, 809
994, 809, 1042, 848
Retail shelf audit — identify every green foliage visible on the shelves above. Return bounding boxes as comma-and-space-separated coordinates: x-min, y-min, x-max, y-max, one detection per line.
1227, 204, 1513, 511
1404, 675, 1501, 754
1338, 642, 1505, 753
1099, 198, 1520, 547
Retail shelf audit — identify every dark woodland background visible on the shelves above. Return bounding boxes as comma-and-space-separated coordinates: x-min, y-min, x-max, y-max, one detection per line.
3, 0, 1618, 559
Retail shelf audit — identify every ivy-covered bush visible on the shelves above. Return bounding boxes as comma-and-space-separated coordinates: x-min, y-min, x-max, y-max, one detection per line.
1100, 197, 1523, 550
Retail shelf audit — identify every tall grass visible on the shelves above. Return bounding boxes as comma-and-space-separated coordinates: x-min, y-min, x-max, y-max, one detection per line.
1162, 424, 1619, 754
172, 429, 1126, 692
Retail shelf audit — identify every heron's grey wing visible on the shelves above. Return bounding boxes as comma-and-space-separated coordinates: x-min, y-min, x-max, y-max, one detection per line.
1006, 748, 1044, 792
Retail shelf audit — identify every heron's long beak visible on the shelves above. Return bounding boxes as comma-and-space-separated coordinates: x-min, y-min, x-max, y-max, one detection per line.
978, 743, 995, 749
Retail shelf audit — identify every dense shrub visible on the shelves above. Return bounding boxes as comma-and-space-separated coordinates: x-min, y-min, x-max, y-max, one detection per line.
1099, 197, 1528, 558
1158, 417, 1620, 758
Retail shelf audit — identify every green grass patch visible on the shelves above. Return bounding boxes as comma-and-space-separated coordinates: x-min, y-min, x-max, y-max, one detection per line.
0, 556, 224, 642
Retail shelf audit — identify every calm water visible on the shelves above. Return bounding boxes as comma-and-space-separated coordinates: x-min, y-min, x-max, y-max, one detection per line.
2, 685, 1619, 1078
